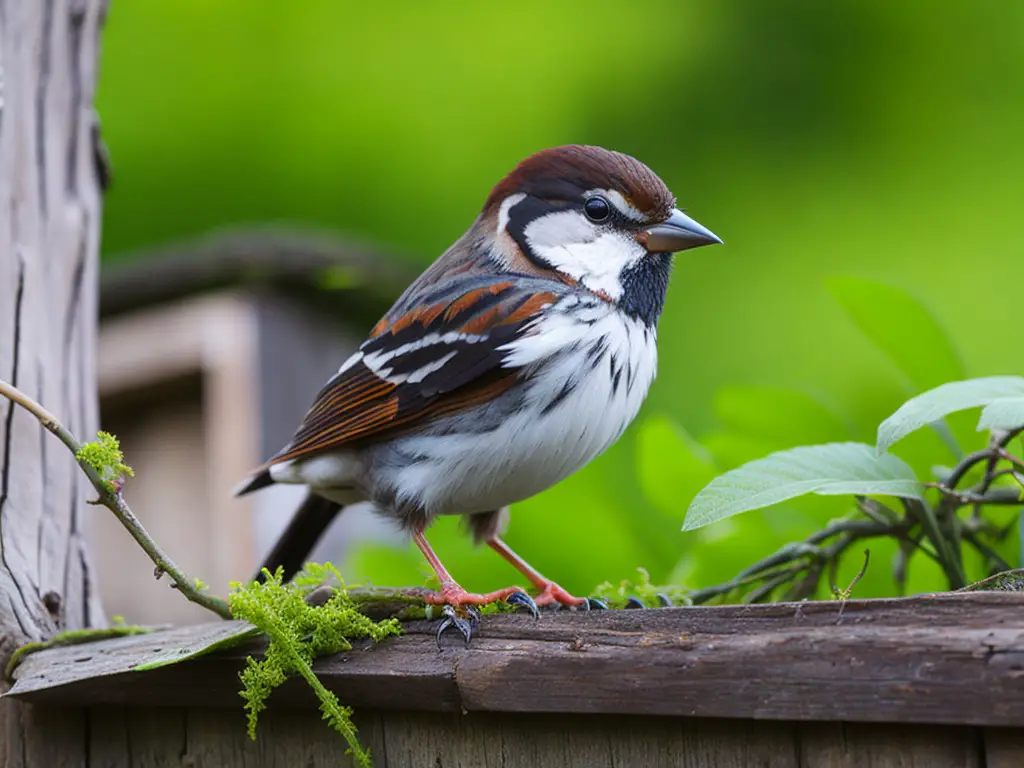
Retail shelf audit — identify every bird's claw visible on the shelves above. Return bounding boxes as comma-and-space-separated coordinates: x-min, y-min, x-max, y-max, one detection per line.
506, 590, 540, 619
624, 596, 646, 609
656, 592, 673, 607
435, 604, 479, 649
583, 597, 609, 611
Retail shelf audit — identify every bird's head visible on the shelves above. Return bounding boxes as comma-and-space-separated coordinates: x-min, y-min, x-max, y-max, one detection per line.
481, 145, 721, 323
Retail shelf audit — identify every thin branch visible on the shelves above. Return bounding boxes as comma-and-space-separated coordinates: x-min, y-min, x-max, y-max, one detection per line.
942, 448, 995, 490
690, 517, 896, 605
997, 448, 1024, 471
961, 530, 1012, 573
0, 378, 232, 619
902, 497, 966, 589
927, 483, 1024, 506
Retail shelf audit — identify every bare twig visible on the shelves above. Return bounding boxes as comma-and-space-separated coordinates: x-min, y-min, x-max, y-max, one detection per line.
903, 497, 966, 589
997, 448, 1024, 471
961, 530, 1012, 573
690, 517, 895, 605
942, 448, 995, 490
0, 378, 232, 619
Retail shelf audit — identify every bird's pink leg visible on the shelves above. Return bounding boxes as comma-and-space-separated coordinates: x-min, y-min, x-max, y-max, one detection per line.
413, 530, 526, 607
487, 536, 586, 607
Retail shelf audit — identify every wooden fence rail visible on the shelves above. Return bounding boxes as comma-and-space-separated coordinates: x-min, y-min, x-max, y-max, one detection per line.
7, 592, 1024, 766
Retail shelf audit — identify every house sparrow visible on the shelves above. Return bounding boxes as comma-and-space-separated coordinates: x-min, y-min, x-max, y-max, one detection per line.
237, 145, 721, 641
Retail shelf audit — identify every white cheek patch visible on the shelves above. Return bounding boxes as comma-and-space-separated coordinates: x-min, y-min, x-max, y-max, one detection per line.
525, 208, 595, 249
524, 210, 645, 300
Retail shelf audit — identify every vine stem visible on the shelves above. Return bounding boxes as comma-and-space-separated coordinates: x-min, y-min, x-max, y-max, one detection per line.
0, 378, 232, 619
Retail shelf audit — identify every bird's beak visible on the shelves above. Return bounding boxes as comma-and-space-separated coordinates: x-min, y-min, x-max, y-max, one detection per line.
642, 208, 723, 253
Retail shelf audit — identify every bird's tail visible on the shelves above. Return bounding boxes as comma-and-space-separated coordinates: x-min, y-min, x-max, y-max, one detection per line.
252, 492, 344, 584
233, 468, 275, 497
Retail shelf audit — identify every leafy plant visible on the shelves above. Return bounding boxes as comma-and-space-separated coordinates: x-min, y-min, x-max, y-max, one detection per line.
592, 567, 692, 609
673, 278, 1024, 603
228, 564, 402, 768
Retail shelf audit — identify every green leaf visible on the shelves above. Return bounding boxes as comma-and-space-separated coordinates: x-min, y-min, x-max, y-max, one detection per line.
713, 386, 850, 445
683, 442, 922, 531
877, 376, 1024, 453
827, 276, 964, 391
977, 398, 1024, 432
636, 415, 718, 516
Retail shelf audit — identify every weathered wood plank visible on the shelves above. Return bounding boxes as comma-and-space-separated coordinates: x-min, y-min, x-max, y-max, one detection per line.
0, 704, 87, 768
375, 711, 802, 768
983, 727, 1024, 768
9, 592, 1024, 728
20, 705, 1013, 768
0, 0, 107, 762
799, 722, 982, 767
87, 705, 378, 768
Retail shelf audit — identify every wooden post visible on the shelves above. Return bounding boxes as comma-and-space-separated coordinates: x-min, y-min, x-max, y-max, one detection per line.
0, 0, 108, 761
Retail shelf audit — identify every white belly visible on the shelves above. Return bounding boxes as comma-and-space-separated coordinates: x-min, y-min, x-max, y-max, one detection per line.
386, 306, 658, 516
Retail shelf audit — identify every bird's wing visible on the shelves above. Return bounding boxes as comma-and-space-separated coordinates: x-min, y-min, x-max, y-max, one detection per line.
265, 277, 561, 466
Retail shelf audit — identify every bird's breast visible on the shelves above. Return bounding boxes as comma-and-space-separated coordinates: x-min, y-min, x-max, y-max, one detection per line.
378, 299, 658, 516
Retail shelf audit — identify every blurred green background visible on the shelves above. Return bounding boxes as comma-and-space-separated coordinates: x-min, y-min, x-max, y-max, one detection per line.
97, 1, 1024, 600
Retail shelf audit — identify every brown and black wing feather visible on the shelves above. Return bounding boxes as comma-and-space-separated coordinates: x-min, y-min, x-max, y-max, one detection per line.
248, 276, 562, 474
240, 276, 562, 583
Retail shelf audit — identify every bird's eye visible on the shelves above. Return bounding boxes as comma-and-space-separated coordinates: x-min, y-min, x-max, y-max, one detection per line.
583, 196, 611, 223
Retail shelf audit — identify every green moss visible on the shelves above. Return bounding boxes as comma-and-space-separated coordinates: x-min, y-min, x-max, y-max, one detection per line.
592, 567, 693, 609
228, 563, 402, 768
76, 431, 134, 493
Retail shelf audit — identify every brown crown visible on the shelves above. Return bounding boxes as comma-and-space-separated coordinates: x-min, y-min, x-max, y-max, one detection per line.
483, 145, 676, 222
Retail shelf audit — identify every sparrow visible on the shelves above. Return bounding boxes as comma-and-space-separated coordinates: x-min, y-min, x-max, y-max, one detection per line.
236, 145, 721, 640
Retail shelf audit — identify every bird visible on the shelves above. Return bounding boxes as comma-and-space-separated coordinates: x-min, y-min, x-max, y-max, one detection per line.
236, 144, 721, 641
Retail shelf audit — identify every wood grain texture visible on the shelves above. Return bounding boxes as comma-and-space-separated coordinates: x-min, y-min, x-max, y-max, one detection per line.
0, 0, 108, 662
10, 705, 1019, 768
0, 1, 108, 764
10, 592, 1024, 728
798, 722, 982, 768
982, 727, 1024, 768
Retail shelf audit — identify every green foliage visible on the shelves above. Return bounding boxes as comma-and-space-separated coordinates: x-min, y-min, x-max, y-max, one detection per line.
592, 568, 692, 608
682, 376, 1024, 599
76, 431, 134, 493
830, 550, 870, 602
684, 443, 922, 531
655, 279, 1023, 601
827, 277, 964, 392
976, 398, 1024, 433
828, 278, 966, 457
636, 416, 718, 520
98, 3, 1024, 600
228, 564, 402, 768
712, 386, 850, 448
877, 377, 1024, 453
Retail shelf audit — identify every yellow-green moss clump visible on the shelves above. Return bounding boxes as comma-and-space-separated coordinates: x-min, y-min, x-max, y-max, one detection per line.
229, 563, 401, 768
75, 431, 134, 493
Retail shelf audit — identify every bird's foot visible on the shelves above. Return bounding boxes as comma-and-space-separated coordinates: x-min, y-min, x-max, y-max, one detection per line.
425, 582, 538, 647
532, 580, 606, 610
